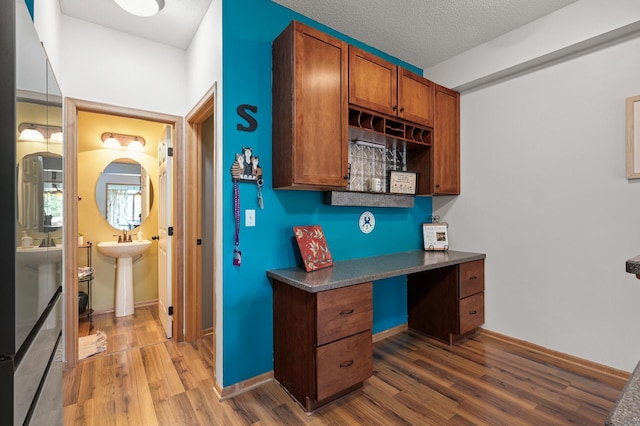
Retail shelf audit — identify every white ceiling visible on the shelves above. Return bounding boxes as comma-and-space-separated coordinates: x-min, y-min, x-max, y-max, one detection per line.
58, 0, 578, 68
58, 0, 212, 49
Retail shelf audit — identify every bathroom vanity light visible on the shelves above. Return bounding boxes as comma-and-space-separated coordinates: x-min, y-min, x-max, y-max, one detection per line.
101, 132, 146, 151
114, 0, 165, 17
18, 123, 62, 143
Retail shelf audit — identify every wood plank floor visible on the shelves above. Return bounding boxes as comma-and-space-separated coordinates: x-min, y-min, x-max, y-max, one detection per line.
66, 309, 628, 425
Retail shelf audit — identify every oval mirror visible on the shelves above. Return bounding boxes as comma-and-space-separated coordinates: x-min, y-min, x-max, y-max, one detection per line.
95, 158, 154, 230
17, 152, 63, 232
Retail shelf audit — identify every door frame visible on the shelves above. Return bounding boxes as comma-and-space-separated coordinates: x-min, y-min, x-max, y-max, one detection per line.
184, 86, 216, 341
64, 98, 184, 369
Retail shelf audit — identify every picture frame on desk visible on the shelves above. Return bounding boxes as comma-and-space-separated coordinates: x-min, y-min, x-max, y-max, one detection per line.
388, 170, 417, 194
423, 223, 449, 251
626, 94, 640, 179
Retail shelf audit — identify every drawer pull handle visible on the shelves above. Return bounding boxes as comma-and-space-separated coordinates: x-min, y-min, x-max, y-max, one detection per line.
469, 310, 478, 315
469, 276, 478, 280
339, 360, 354, 368
339, 309, 354, 316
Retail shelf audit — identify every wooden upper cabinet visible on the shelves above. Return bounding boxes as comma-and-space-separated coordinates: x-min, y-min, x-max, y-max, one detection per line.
349, 46, 434, 127
348, 47, 397, 117
398, 68, 434, 127
272, 21, 349, 190
432, 84, 460, 195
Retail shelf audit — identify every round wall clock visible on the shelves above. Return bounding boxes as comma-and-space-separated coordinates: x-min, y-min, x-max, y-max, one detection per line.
358, 211, 375, 234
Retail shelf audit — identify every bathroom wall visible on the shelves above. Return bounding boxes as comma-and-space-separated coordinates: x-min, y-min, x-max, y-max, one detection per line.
77, 111, 164, 311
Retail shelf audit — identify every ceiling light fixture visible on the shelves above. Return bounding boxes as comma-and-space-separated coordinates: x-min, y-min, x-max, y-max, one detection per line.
114, 0, 165, 17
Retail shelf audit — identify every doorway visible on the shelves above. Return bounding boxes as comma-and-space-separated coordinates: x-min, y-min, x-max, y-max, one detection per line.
64, 98, 184, 369
184, 87, 216, 344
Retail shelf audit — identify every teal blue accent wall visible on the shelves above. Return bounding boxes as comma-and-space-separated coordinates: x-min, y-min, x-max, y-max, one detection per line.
24, 0, 34, 20
222, 0, 432, 386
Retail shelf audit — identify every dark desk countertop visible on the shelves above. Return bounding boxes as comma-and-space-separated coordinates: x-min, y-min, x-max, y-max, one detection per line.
626, 255, 640, 275
267, 250, 486, 293
606, 360, 640, 425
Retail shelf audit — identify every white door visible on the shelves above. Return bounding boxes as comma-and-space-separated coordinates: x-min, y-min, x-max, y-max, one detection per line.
158, 126, 173, 338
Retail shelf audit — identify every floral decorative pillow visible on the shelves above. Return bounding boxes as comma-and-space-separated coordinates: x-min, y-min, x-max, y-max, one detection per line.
293, 225, 333, 272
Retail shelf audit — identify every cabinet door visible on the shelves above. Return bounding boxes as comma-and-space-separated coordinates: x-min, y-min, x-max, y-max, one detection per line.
433, 85, 460, 194
397, 68, 434, 127
272, 22, 349, 189
348, 46, 397, 117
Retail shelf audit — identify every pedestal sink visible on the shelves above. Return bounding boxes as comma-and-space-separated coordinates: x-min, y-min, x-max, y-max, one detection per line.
97, 240, 151, 317
16, 246, 63, 316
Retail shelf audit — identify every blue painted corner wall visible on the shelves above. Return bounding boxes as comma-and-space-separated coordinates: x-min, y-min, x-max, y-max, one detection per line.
221, 0, 432, 386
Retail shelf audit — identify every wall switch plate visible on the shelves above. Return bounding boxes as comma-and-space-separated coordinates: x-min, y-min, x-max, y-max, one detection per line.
245, 209, 255, 227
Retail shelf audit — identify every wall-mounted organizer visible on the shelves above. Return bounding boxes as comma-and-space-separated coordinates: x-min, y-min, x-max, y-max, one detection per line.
78, 242, 94, 326
346, 107, 433, 197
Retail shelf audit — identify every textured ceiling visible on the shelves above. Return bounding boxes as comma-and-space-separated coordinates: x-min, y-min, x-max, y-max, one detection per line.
58, 0, 212, 49
272, 0, 578, 69
58, 0, 577, 66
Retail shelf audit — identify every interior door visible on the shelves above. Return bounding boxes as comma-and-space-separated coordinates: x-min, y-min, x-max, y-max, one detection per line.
158, 125, 173, 338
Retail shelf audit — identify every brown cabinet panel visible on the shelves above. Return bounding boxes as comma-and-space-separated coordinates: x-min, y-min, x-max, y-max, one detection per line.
316, 331, 372, 401
349, 46, 433, 127
398, 68, 434, 127
316, 282, 372, 346
272, 21, 349, 190
433, 84, 460, 194
459, 293, 484, 335
407, 260, 485, 343
348, 46, 397, 117
459, 260, 484, 299
273, 277, 372, 411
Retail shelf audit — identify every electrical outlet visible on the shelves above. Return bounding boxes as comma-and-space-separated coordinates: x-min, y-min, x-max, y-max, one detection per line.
245, 209, 256, 227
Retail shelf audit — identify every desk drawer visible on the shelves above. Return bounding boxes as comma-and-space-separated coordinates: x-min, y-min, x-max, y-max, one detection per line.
316, 282, 372, 346
459, 260, 484, 299
316, 331, 372, 401
459, 292, 484, 334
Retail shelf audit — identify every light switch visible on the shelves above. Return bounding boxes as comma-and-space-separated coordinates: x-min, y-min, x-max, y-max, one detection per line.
245, 209, 256, 227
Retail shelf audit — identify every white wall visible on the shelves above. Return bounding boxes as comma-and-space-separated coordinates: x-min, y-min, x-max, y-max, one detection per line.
433, 29, 640, 371
55, 15, 187, 116
185, 0, 224, 387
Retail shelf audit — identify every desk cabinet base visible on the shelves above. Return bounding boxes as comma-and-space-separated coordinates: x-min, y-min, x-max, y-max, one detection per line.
408, 260, 485, 344
273, 280, 373, 411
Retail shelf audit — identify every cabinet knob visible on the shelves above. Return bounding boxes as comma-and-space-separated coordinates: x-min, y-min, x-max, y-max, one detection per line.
339, 309, 354, 316
469, 310, 478, 315
343, 174, 350, 180
469, 276, 478, 280
339, 360, 354, 368
399, 107, 404, 113
435, 184, 440, 189
392, 105, 398, 111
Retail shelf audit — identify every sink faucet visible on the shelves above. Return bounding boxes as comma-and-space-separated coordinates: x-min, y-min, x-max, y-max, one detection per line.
115, 230, 132, 243
39, 234, 55, 247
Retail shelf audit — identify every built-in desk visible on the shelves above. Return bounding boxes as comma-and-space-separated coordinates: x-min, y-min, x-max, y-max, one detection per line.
267, 250, 486, 411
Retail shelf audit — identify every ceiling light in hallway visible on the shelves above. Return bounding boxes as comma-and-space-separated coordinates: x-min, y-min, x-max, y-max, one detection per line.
114, 0, 165, 17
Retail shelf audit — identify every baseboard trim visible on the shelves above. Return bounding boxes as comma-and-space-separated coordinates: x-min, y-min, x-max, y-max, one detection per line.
479, 328, 630, 379
91, 299, 158, 316
217, 371, 274, 400
214, 325, 629, 400
373, 323, 408, 343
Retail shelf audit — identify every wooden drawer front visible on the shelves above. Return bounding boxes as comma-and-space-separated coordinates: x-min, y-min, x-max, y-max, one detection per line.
459, 260, 484, 299
316, 331, 372, 401
316, 282, 372, 346
459, 292, 484, 334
